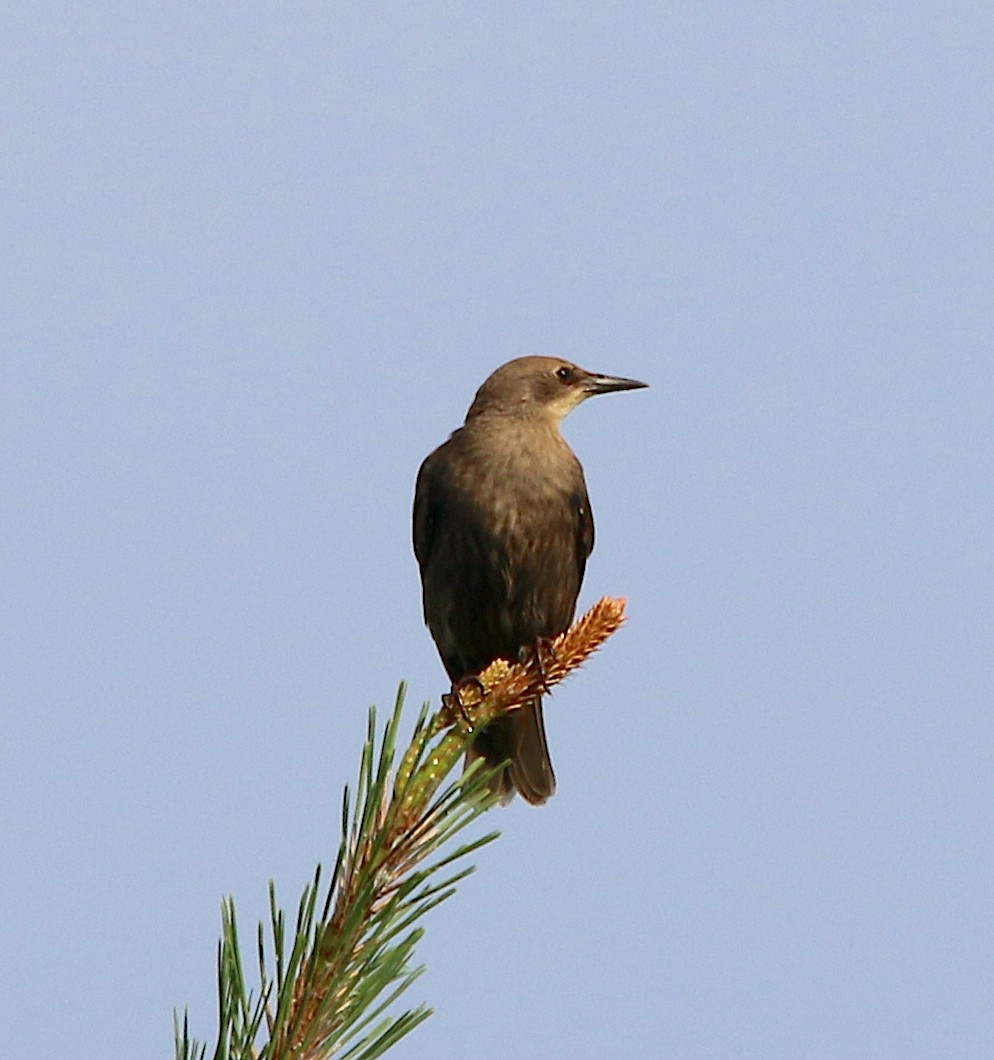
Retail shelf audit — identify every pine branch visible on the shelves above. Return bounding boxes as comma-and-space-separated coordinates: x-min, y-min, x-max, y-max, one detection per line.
176, 597, 627, 1060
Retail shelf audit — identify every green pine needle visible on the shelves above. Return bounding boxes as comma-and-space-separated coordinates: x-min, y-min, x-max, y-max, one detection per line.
176, 684, 500, 1060
175, 597, 626, 1060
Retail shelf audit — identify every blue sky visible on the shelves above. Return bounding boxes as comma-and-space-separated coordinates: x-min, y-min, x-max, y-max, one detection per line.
3, 4, 993, 1058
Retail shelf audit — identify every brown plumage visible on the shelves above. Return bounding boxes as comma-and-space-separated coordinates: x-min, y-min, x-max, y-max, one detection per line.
413, 356, 647, 804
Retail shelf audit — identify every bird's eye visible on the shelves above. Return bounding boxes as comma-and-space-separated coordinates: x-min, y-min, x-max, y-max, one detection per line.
556, 365, 573, 382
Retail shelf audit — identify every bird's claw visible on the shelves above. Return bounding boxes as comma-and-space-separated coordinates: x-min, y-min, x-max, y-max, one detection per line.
443, 675, 486, 731
522, 637, 558, 693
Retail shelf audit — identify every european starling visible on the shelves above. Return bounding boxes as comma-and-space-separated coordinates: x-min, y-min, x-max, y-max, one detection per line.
413, 356, 646, 804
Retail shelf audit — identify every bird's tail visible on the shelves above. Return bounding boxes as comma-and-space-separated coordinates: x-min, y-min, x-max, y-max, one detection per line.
466, 697, 556, 806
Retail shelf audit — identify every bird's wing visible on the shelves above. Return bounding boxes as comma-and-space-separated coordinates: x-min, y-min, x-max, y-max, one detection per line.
578, 486, 594, 558
571, 478, 595, 596
412, 451, 436, 569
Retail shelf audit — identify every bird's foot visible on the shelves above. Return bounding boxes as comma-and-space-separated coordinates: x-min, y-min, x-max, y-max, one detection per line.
522, 637, 558, 693
443, 675, 486, 731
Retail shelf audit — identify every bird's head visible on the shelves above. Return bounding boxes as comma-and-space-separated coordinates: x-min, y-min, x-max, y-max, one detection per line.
465, 356, 647, 425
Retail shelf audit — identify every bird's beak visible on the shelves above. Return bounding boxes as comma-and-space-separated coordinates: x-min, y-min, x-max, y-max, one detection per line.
583, 372, 649, 395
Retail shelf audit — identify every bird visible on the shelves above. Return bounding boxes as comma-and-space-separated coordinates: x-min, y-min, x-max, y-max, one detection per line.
413, 355, 647, 805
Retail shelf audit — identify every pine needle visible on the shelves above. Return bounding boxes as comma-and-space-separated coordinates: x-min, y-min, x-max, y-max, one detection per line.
175, 597, 627, 1060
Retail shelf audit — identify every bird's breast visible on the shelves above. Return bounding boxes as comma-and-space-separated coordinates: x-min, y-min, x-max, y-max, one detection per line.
464, 445, 578, 534
418, 426, 588, 675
